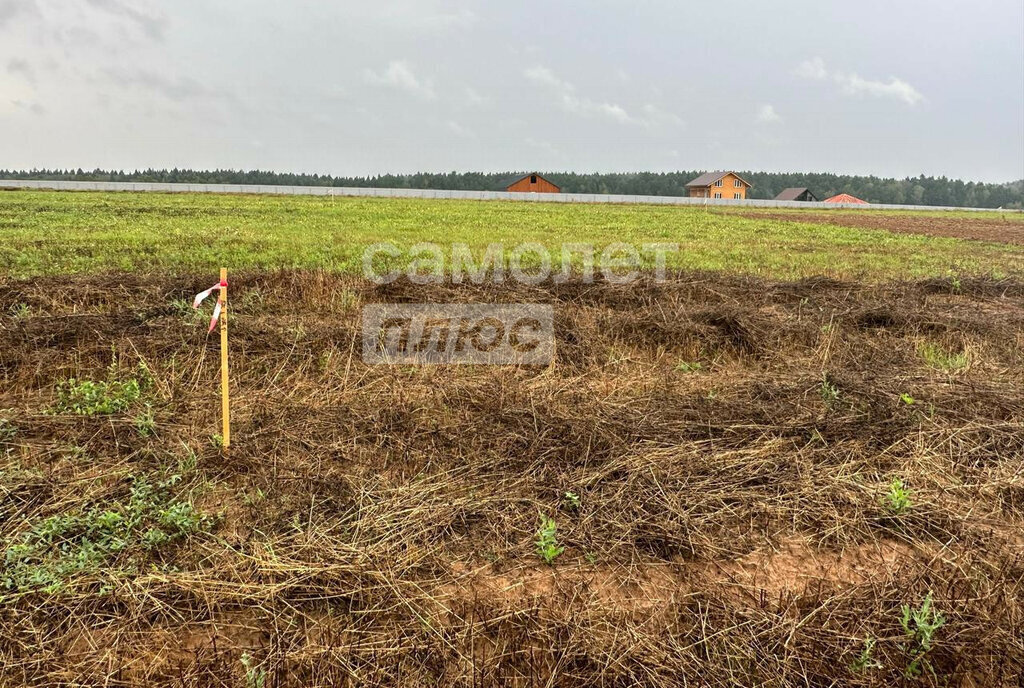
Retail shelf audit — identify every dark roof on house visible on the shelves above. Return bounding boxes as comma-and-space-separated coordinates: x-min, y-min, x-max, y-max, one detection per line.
774, 187, 815, 201
498, 172, 559, 190
684, 171, 752, 188
496, 175, 521, 190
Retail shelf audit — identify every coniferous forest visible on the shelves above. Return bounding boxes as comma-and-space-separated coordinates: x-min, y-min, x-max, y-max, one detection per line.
2, 168, 1021, 208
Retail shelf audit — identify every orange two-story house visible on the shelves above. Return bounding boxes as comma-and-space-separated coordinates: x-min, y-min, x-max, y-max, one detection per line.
684, 171, 752, 200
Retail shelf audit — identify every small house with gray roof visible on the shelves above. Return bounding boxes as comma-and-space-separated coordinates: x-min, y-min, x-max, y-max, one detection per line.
773, 187, 819, 202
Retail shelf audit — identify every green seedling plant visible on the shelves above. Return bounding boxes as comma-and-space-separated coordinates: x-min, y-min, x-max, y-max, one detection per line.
171, 297, 208, 325
820, 373, 840, 406
900, 592, 946, 678
884, 478, 912, 515
0, 418, 16, 442
54, 378, 141, 415
676, 360, 703, 373
849, 636, 882, 673
918, 342, 969, 372
237, 288, 266, 312
134, 406, 156, 437
535, 513, 564, 565
2, 471, 215, 595
242, 488, 266, 507
241, 652, 267, 688
335, 288, 358, 311
53, 360, 153, 416
562, 491, 581, 511
900, 393, 916, 406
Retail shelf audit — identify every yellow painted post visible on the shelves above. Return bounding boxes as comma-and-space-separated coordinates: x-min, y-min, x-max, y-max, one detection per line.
219, 267, 230, 449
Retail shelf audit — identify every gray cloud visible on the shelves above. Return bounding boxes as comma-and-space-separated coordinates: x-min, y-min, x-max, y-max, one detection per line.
83, 0, 167, 40
796, 57, 925, 106
363, 60, 436, 100
363, 1, 477, 32
0, 1, 1019, 182
11, 98, 44, 115
7, 56, 34, 82
756, 104, 781, 124
524, 65, 636, 124
100, 68, 218, 103
523, 65, 683, 128
446, 120, 476, 138
0, 0, 37, 29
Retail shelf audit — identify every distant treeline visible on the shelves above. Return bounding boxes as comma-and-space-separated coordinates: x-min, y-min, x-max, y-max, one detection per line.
3, 168, 1022, 208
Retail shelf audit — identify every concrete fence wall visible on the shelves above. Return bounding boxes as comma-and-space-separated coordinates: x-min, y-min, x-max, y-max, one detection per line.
0, 179, 1017, 213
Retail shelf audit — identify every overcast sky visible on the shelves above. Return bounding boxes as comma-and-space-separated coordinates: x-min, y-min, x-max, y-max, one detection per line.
1, 0, 1022, 182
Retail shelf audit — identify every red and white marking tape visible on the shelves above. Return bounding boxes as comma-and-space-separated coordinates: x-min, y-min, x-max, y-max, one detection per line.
193, 280, 227, 332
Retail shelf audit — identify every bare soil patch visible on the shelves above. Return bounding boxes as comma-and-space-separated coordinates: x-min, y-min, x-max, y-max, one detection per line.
738, 210, 1024, 244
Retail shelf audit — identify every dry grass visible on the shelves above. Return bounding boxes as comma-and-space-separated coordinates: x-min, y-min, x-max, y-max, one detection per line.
1, 271, 1023, 686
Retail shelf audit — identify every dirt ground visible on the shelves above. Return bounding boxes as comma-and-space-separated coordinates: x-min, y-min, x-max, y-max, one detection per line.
737, 210, 1024, 244
1, 272, 1023, 686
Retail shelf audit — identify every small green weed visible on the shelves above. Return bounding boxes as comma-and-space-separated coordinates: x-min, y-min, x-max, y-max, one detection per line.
918, 343, 969, 372
54, 378, 141, 415
900, 592, 946, 678
820, 373, 840, 406
177, 445, 198, 474
562, 491, 581, 511
335, 289, 358, 311
61, 444, 88, 461
237, 288, 266, 312
241, 652, 267, 688
53, 361, 152, 416
134, 360, 155, 390
0, 418, 16, 442
10, 303, 30, 320
134, 406, 156, 437
171, 297, 208, 325
242, 488, 266, 507
849, 636, 882, 673
900, 393, 916, 405
535, 513, 564, 565
2, 472, 215, 594
675, 360, 703, 373
884, 478, 912, 515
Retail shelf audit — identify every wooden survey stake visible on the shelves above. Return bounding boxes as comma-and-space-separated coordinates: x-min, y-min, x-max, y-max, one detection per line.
191, 270, 232, 449
219, 267, 230, 449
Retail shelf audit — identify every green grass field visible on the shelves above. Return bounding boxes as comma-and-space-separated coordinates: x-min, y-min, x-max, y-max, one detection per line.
1, 190, 1023, 279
